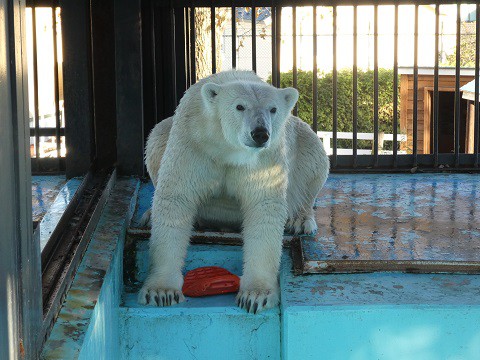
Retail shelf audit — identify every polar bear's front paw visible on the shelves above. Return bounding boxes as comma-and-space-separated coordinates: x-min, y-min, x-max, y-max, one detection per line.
138, 285, 185, 307
236, 287, 279, 314
285, 215, 318, 235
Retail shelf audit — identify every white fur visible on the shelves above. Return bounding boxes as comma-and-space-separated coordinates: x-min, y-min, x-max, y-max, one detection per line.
138, 70, 329, 313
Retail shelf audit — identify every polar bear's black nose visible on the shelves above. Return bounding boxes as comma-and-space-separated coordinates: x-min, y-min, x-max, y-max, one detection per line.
251, 127, 270, 146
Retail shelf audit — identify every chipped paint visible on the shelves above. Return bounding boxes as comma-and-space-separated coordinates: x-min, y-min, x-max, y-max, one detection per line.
41, 178, 139, 360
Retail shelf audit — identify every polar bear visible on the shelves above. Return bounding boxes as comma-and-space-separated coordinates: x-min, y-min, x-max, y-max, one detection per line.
138, 70, 329, 313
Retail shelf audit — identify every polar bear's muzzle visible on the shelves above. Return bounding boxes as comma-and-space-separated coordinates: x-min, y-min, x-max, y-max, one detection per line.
250, 127, 270, 147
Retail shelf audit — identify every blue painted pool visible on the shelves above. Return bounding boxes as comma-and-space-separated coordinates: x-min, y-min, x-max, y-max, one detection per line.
41, 174, 480, 359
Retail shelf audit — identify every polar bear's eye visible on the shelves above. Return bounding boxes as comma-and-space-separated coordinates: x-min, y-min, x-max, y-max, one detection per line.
270, 108, 277, 114
236, 105, 245, 111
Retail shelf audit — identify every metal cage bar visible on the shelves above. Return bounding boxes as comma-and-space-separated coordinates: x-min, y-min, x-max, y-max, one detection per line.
211, 6, 216, 73
392, 4, 398, 167
433, 3, 439, 166
145, 0, 480, 172
373, 5, 379, 166
189, 7, 197, 83
275, 6, 281, 87
476, 3, 480, 167
251, 5, 256, 72
271, 5, 277, 86
292, 6, 298, 116
232, 5, 236, 68
332, 5, 338, 168
31, 8, 40, 165
312, 5, 318, 133
52, 8, 61, 160
412, 4, 418, 166
454, 3, 461, 166
352, 5, 358, 167
27, 4, 68, 173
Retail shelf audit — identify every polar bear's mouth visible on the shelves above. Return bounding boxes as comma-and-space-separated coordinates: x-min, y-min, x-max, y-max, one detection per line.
244, 140, 269, 150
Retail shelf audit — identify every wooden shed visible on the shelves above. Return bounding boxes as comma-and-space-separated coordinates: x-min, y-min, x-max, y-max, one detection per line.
461, 79, 478, 154
400, 67, 475, 154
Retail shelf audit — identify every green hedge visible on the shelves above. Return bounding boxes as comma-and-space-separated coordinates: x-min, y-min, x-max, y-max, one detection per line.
271, 69, 400, 149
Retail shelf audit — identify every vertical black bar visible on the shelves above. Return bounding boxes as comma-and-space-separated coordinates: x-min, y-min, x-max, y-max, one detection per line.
91, 0, 118, 170
52, 8, 61, 160
232, 6, 236, 68
32, 8, 40, 166
211, 6, 216, 74
292, 6, 297, 116
353, 5, 358, 166
61, 0, 94, 178
271, 5, 277, 86
393, 5, 398, 167
252, 5, 256, 72
275, 6, 281, 87
150, 1, 183, 123
413, 5, 418, 166
475, 3, 480, 167
373, 5, 379, 166
332, 6, 337, 167
433, 3, 440, 166
312, 5, 318, 133
141, 0, 157, 145
454, 3, 461, 166
184, 7, 191, 86
153, 3, 165, 119
115, 0, 144, 176
174, 7, 187, 102
189, 7, 196, 83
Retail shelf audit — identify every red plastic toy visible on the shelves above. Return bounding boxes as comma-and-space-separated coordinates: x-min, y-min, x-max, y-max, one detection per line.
182, 266, 240, 297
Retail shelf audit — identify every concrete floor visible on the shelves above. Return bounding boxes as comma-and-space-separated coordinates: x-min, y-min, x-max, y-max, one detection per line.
122, 174, 480, 359
41, 174, 480, 359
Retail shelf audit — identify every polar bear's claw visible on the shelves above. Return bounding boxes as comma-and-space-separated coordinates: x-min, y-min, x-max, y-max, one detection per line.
236, 288, 279, 314
138, 286, 185, 307
138, 208, 152, 228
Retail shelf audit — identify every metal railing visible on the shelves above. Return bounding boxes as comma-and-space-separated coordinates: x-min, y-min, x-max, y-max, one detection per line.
144, 0, 480, 172
27, 0, 65, 173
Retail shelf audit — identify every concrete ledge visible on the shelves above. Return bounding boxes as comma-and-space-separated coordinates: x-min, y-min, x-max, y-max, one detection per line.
121, 244, 280, 360
41, 178, 139, 359
280, 253, 480, 359
282, 305, 480, 360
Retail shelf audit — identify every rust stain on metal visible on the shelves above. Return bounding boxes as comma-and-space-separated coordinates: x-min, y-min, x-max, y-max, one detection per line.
19, 340, 25, 358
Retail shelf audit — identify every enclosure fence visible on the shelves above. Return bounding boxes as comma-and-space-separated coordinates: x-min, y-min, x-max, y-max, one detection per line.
144, 0, 480, 172
27, 0, 65, 173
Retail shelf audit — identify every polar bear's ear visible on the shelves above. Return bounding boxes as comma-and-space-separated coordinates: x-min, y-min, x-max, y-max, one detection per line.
280, 87, 299, 110
201, 83, 222, 105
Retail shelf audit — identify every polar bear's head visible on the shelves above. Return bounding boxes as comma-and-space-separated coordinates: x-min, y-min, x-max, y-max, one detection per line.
201, 81, 298, 150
